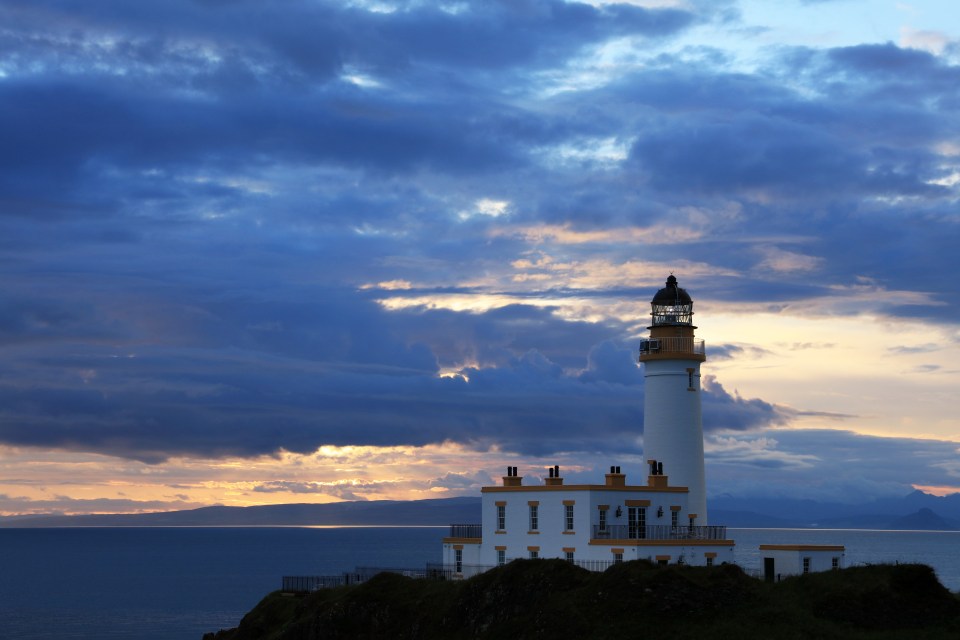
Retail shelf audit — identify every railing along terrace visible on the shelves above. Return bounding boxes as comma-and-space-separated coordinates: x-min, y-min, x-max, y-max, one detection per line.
639, 337, 705, 356
282, 573, 366, 591
425, 562, 494, 580
592, 524, 727, 540
448, 523, 483, 538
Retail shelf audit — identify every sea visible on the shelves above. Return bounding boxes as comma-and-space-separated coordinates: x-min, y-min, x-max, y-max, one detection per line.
1, 526, 958, 640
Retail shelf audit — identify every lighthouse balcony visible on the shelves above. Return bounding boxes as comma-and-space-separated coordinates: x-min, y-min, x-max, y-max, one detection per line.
591, 524, 726, 541
446, 524, 483, 539
638, 337, 705, 361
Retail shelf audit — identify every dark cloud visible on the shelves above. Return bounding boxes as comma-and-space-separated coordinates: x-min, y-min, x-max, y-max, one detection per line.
701, 376, 790, 432
0, 0, 957, 478
0, 312, 787, 462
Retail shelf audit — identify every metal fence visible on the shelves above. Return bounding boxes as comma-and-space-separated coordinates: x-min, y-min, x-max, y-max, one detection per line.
424, 562, 495, 580
285, 554, 744, 591
283, 566, 435, 592
282, 573, 366, 591
427, 557, 622, 576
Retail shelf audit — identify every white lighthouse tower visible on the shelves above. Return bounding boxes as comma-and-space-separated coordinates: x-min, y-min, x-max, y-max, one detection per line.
639, 275, 708, 525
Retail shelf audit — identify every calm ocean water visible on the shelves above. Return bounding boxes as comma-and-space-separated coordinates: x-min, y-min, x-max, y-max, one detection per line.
1, 526, 957, 639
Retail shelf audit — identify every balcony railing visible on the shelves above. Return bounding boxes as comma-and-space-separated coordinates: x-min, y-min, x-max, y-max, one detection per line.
447, 524, 482, 539
591, 524, 727, 541
639, 337, 705, 357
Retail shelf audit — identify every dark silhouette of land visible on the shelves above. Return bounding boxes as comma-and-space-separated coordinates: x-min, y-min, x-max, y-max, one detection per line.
204, 560, 960, 639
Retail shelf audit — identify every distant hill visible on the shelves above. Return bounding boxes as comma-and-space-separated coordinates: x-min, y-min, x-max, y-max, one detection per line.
0, 497, 482, 528
887, 508, 955, 531
710, 491, 960, 530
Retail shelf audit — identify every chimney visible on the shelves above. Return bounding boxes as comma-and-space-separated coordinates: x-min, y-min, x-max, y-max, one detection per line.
605, 464, 626, 487
503, 465, 522, 487
545, 465, 564, 486
647, 459, 668, 488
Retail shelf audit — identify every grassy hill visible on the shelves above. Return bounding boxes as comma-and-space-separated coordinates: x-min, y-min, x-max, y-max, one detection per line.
205, 560, 960, 640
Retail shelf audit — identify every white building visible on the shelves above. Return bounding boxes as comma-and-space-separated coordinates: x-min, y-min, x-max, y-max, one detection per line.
442, 464, 735, 577
639, 274, 708, 524
760, 544, 846, 581
441, 276, 735, 577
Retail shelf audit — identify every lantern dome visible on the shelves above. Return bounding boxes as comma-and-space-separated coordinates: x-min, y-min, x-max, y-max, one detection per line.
650, 275, 694, 326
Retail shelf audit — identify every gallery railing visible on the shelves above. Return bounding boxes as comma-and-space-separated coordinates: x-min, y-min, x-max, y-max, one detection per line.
638, 337, 705, 357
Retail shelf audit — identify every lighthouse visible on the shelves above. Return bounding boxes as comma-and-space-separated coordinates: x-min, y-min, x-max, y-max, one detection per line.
436, 276, 859, 577
639, 275, 708, 525
439, 273, 737, 576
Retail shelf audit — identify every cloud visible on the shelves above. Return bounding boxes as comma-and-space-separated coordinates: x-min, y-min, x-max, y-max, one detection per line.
0, 307, 788, 462
0, 494, 204, 516
250, 479, 406, 501
428, 470, 495, 491
0, 0, 957, 509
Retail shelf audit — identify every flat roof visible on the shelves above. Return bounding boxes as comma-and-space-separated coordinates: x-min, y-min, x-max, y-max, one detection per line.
481, 484, 689, 493
759, 544, 845, 552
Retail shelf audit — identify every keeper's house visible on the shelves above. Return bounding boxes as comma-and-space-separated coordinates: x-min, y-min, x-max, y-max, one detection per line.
441, 462, 735, 577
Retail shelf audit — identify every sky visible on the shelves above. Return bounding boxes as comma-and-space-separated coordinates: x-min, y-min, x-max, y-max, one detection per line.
0, 0, 959, 516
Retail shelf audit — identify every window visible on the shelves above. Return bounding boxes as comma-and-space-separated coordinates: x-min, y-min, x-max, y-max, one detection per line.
529, 549, 538, 559
598, 508, 607, 532
564, 504, 574, 531
688, 369, 694, 389
497, 549, 505, 567
832, 557, 840, 570
628, 507, 646, 539
529, 504, 538, 531
565, 551, 574, 562
803, 557, 810, 574
455, 549, 463, 573
671, 510, 679, 528
497, 505, 505, 531
706, 557, 714, 567
613, 552, 623, 564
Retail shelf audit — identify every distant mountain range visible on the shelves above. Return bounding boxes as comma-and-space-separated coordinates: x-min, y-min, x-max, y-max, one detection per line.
1, 490, 957, 530
0, 497, 481, 528
710, 490, 960, 530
